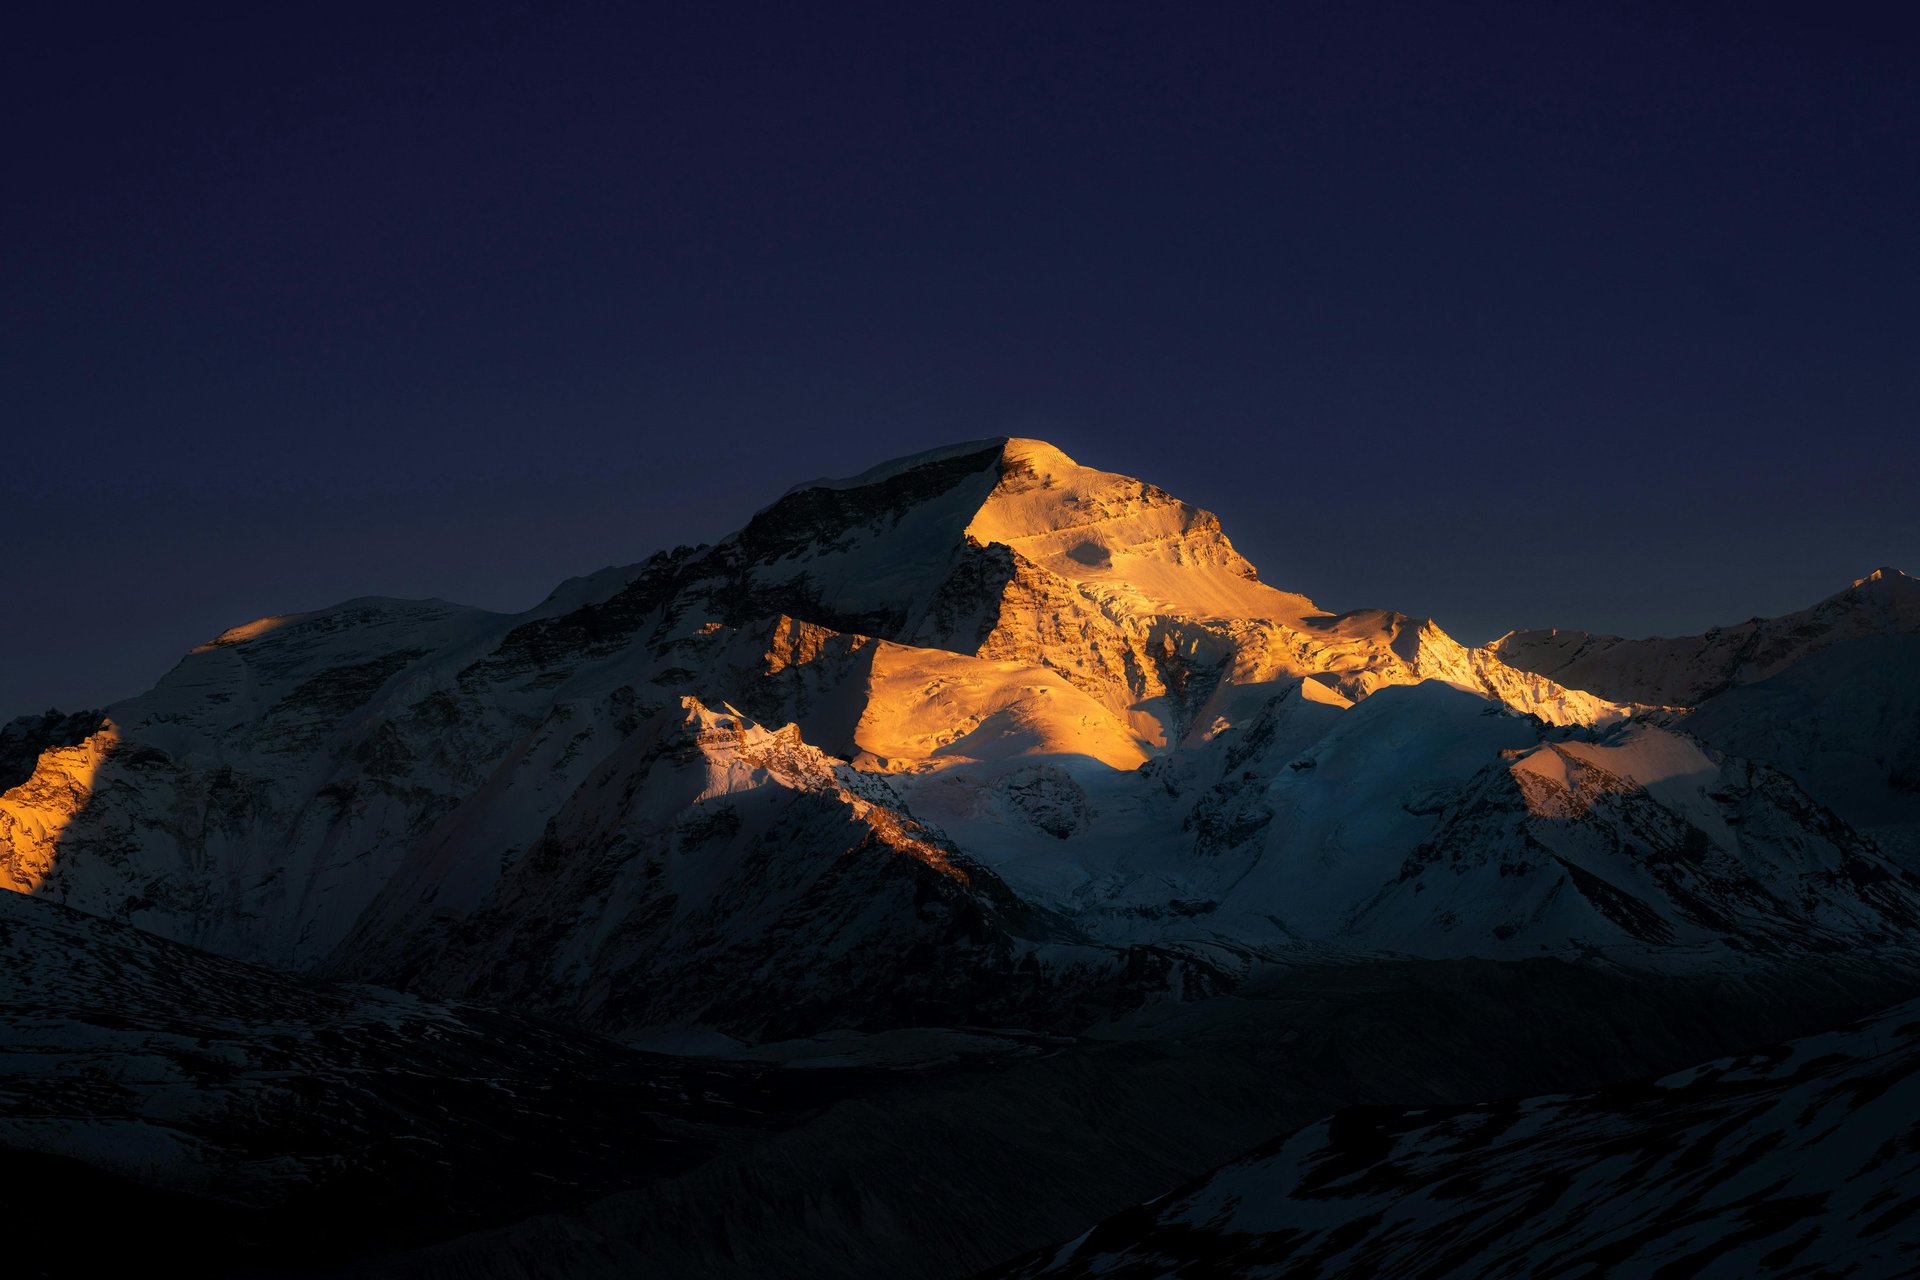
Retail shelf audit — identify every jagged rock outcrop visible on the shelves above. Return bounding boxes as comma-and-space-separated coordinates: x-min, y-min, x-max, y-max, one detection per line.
0, 707, 103, 790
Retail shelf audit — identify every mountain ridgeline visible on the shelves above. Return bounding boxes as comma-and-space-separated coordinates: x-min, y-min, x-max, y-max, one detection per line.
4, 437, 1919, 1277
3, 438, 1918, 1038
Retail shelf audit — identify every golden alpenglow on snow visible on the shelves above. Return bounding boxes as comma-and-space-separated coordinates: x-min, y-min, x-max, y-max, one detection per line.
4, 439, 1918, 1279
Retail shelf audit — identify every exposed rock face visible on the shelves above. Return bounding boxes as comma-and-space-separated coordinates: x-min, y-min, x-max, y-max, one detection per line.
0, 721, 118, 893
0, 707, 103, 790
0, 438, 1912, 1044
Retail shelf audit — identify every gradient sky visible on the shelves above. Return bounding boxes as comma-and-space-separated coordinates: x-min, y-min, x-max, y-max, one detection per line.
4, 2, 1916, 715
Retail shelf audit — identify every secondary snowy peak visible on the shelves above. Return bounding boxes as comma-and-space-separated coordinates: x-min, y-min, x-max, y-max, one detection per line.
1183, 682, 1920, 963
1449, 726, 1920, 954
1489, 566, 1920, 708
0, 708, 102, 793
1484, 568, 1920, 877
1684, 633, 1920, 868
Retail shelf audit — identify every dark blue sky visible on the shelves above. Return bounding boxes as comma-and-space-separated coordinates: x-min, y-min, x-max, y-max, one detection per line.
4, 2, 1915, 714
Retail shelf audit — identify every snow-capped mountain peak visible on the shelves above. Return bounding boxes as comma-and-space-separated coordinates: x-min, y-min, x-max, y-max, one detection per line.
1, 439, 1910, 1045
1854, 565, 1911, 588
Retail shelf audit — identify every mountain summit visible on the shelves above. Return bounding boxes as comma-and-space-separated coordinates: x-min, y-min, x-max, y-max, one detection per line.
6, 437, 1920, 1280
683, 437, 1628, 739
2, 439, 1916, 1043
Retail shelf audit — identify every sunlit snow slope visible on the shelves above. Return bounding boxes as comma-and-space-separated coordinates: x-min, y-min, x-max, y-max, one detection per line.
2, 439, 1914, 1041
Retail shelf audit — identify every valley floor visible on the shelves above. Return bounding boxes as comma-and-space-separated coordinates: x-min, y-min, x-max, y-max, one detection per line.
12, 933, 1906, 1279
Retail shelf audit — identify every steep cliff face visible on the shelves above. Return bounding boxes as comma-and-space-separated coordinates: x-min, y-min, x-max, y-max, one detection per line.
0, 707, 103, 790
0, 439, 1910, 1042
0, 721, 119, 894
